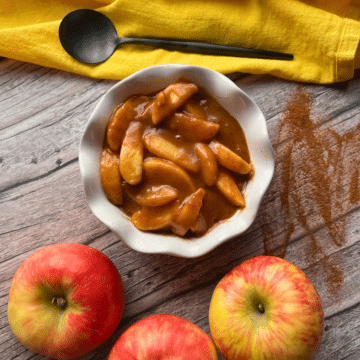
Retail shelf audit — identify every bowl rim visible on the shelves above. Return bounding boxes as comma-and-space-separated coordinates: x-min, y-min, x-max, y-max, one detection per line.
79, 64, 275, 258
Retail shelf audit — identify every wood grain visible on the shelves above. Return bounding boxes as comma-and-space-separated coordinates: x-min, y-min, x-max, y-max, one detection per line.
1, 57, 359, 359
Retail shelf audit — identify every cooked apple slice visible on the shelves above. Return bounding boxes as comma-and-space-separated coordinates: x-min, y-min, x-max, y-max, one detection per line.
100, 148, 123, 205
190, 213, 208, 235
106, 101, 136, 152
195, 143, 218, 186
131, 185, 179, 207
167, 113, 220, 142
183, 98, 207, 120
216, 170, 245, 207
171, 188, 206, 236
143, 158, 196, 195
126, 95, 150, 111
138, 98, 155, 123
143, 129, 199, 173
152, 82, 198, 125
119, 122, 144, 185
131, 202, 179, 231
209, 140, 251, 174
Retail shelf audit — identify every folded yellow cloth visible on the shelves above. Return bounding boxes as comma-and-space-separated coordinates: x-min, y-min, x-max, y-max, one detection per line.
1, 0, 359, 83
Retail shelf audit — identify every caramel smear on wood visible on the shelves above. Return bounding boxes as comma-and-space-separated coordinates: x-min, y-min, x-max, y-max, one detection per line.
262, 86, 360, 296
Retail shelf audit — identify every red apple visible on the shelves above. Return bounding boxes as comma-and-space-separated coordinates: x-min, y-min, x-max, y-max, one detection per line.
209, 256, 324, 360
107, 314, 219, 360
7, 243, 125, 359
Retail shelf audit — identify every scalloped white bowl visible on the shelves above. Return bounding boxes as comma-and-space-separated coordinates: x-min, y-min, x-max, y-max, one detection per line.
79, 64, 275, 258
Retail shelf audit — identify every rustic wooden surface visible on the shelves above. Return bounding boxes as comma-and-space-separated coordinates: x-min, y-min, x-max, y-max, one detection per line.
0, 57, 359, 360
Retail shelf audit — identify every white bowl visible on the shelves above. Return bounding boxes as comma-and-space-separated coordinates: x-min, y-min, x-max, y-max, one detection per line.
79, 64, 275, 258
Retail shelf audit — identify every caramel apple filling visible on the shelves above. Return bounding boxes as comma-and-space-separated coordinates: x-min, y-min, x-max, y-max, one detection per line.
101, 81, 253, 237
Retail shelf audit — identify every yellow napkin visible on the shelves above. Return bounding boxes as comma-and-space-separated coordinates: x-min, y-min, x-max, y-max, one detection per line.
1, 0, 360, 84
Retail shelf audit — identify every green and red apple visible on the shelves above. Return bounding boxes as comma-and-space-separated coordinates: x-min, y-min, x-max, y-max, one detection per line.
107, 314, 219, 360
7, 243, 125, 360
209, 255, 324, 360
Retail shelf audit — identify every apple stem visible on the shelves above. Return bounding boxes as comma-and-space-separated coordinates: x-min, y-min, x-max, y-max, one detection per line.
52, 296, 67, 309
257, 303, 265, 314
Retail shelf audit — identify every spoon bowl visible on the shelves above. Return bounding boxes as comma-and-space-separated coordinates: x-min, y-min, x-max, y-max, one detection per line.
59, 9, 293, 64
59, 9, 119, 63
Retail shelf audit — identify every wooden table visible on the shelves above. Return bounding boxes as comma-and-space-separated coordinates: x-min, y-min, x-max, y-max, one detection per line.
1, 57, 359, 360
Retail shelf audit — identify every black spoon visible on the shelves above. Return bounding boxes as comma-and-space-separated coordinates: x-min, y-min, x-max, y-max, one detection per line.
59, 9, 293, 64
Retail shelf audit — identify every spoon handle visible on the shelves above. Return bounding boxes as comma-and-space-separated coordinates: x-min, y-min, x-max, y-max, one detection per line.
120, 37, 293, 60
